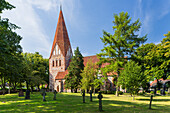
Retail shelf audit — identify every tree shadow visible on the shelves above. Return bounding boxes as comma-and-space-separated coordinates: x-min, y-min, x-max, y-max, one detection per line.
137, 98, 170, 101
0, 93, 170, 113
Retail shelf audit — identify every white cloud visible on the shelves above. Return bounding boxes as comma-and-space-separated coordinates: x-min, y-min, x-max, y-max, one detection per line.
154, 41, 161, 45
1, 0, 63, 58
1, 0, 80, 58
142, 14, 151, 34
28, 0, 58, 11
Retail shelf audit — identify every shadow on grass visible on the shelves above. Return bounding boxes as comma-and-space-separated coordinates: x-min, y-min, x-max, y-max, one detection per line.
0, 92, 170, 113
137, 98, 170, 101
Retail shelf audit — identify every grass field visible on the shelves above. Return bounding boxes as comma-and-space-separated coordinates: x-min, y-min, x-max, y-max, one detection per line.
0, 92, 170, 113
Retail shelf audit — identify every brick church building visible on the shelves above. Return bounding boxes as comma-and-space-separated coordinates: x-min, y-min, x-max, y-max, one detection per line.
49, 9, 115, 92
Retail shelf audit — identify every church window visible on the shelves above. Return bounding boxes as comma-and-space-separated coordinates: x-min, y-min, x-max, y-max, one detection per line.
58, 49, 60, 55
56, 60, 58, 66
52, 60, 54, 67
59, 60, 61, 66
56, 44, 58, 55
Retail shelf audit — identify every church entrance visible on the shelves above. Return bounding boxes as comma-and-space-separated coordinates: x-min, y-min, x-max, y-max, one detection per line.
57, 86, 59, 92
61, 81, 63, 92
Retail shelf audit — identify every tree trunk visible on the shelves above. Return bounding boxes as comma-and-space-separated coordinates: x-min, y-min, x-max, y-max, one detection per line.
116, 70, 120, 96
154, 79, 158, 95
74, 88, 77, 93
31, 85, 33, 94
2, 77, 6, 95
133, 95, 135, 101
8, 80, 11, 94
13, 82, 17, 91
37, 85, 40, 91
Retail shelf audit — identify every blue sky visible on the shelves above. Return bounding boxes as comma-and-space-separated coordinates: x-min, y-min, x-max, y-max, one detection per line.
2, 0, 170, 58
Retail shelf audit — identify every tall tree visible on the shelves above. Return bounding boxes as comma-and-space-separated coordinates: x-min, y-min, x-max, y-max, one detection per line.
98, 12, 147, 96
132, 43, 156, 91
64, 47, 84, 93
145, 32, 170, 94
0, 0, 22, 94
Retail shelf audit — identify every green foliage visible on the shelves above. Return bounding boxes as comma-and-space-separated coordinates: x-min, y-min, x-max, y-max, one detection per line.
98, 12, 147, 96
138, 92, 146, 96
0, 0, 23, 94
64, 47, 84, 92
118, 91, 123, 95
144, 32, 170, 81
0, 0, 15, 13
21, 52, 49, 89
119, 61, 144, 96
150, 91, 154, 94
157, 90, 161, 94
81, 59, 98, 90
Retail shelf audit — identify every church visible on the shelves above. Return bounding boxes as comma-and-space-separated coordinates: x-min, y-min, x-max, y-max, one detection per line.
49, 8, 115, 92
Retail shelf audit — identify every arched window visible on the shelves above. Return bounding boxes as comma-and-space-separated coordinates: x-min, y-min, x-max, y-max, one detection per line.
56, 44, 58, 55
52, 60, 54, 67
59, 60, 61, 66
56, 59, 58, 66
58, 49, 60, 55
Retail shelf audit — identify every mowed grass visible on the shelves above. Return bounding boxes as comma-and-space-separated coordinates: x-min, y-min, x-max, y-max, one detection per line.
0, 92, 170, 113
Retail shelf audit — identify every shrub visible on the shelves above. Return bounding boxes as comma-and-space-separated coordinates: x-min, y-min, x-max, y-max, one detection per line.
103, 91, 107, 94
138, 92, 146, 95
150, 91, 154, 94
118, 91, 123, 95
100, 91, 107, 94
157, 90, 161, 94
107, 91, 112, 94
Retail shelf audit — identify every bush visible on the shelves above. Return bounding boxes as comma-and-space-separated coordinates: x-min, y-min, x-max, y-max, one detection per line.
103, 91, 107, 94
107, 91, 112, 94
118, 91, 123, 95
150, 91, 154, 94
100, 91, 116, 94
157, 90, 161, 94
99, 91, 107, 94
138, 92, 146, 95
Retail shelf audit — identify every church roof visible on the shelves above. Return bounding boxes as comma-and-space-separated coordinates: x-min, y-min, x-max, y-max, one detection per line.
55, 70, 68, 80
55, 55, 112, 80
50, 9, 71, 58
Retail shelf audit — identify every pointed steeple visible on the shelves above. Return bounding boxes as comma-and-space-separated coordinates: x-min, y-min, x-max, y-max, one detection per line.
50, 8, 72, 58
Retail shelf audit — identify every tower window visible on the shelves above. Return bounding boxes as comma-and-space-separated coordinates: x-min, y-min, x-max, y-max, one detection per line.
59, 60, 61, 66
56, 60, 58, 66
56, 44, 58, 55
52, 60, 54, 67
58, 49, 60, 54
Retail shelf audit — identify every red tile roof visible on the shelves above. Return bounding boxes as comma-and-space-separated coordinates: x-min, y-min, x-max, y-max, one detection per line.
83, 55, 99, 66
55, 70, 68, 80
50, 10, 72, 58
55, 55, 115, 80
150, 78, 170, 86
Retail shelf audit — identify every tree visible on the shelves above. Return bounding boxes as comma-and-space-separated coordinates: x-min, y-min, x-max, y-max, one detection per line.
81, 59, 98, 92
118, 61, 144, 100
145, 32, 170, 94
64, 47, 84, 93
132, 43, 156, 92
0, 0, 22, 94
22, 52, 48, 91
98, 12, 147, 96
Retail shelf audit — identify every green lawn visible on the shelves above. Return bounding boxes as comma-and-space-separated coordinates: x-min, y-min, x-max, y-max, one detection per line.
0, 92, 170, 113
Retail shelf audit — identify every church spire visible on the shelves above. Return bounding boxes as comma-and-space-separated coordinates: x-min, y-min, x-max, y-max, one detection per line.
60, 4, 62, 11
49, 7, 72, 58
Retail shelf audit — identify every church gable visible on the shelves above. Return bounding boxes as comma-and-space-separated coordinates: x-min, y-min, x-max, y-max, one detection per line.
52, 43, 61, 56
49, 10, 72, 59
